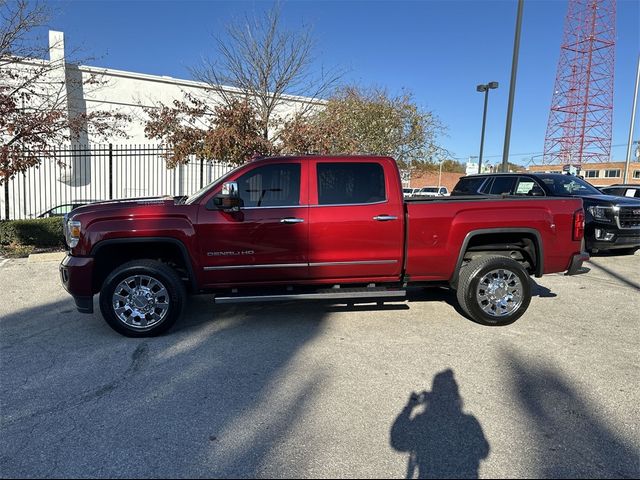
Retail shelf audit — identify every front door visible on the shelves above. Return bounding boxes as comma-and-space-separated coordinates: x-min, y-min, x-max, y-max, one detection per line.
197, 161, 309, 286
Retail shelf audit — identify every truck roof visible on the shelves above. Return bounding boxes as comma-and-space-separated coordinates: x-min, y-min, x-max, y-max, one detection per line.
251, 154, 396, 163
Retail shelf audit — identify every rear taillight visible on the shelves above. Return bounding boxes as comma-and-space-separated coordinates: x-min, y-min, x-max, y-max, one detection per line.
573, 209, 585, 241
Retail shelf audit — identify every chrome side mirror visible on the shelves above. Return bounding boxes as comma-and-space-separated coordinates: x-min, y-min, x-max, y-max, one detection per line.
222, 181, 239, 197
215, 181, 242, 212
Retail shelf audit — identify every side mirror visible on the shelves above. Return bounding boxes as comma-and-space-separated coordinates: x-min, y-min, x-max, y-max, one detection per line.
213, 181, 242, 212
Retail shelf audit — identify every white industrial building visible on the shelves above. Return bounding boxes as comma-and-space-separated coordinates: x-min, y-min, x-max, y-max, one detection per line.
1, 31, 320, 219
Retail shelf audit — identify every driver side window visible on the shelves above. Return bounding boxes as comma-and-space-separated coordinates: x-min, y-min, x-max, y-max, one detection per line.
236, 163, 301, 208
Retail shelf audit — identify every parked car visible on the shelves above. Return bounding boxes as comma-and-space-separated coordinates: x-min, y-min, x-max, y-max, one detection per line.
599, 184, 640, 198
403, 188, 415, 198
403, 188, 423, 198
37, 200, 102, 218
60, 156, 587, 337
414, 186, 449, 197
451, 173, 640, 254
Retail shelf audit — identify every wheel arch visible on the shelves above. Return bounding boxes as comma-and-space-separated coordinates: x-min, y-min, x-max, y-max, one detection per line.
91, 237, 197, 293
450, 228, 543, 287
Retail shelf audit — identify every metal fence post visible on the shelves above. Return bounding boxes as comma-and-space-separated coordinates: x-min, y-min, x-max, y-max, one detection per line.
108, 143, 113, 199
200, 158, 204, 189
3, 177, 9, 220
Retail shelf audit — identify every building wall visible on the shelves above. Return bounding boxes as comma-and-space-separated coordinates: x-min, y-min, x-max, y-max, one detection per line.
77, 65, 322, 144
526, 162, 640, 186
409, 172, 465, 192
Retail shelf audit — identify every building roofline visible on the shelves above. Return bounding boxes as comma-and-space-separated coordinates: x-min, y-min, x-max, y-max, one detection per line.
76, 64, 326, 106
4, 55, 326, 106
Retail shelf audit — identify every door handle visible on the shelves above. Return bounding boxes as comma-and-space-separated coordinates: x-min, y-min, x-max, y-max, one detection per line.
373, 215, 398, 221
280, 217, 305, 224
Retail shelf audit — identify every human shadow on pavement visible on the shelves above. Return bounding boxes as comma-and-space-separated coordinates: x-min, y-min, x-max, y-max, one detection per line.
504, 350, 640, 478
390, 369, 490, 479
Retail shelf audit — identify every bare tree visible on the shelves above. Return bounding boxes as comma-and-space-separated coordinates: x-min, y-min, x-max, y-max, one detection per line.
191, 2, 341, 142
0, 0, 129, 182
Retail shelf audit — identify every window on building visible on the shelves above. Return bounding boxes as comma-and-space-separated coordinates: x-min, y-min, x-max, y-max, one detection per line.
317, 162, 386, 205
584, 170, 599, 178
633, 170, 640, 179
604, 169, 621, 178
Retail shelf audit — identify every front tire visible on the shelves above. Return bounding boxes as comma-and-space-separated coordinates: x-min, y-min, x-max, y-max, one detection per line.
99, 260, 186, 337
456, 255, 531, 326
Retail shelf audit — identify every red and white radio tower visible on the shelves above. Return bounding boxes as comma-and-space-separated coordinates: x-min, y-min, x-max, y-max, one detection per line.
542, 0, 616, 165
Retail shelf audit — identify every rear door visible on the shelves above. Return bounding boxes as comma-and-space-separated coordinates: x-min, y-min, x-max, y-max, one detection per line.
307, 159, 404, 282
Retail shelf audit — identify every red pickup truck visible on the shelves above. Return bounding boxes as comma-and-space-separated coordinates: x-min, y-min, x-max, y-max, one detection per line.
60, 156, 589, 337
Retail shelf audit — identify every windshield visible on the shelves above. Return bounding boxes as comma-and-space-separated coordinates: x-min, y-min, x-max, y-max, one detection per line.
421, 187, 438, 193
184, 164, 244, 204
537, 174, 602, 196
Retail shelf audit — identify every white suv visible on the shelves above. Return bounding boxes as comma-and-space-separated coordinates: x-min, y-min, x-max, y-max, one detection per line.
415, 186, 449, 197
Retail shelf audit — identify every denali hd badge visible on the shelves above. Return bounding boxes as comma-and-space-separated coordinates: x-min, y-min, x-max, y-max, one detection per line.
207, 250, 255, 256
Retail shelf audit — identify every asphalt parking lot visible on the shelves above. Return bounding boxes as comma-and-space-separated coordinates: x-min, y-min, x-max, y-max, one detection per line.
1, 253, 639, 478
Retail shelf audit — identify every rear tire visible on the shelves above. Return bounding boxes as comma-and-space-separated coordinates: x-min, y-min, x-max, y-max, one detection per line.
99, 259, 186, 337
456, 255, 531, 326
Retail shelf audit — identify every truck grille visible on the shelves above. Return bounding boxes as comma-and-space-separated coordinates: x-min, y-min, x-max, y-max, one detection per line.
618, 207, 640, 228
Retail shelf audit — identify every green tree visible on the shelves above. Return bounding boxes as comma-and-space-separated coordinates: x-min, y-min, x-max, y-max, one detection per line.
280, 86, 447, 167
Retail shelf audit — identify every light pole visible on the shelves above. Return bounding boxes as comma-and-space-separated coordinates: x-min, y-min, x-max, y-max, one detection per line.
623, 55, 639, 183
502, 0, 524, 173
437, 160, 444, 189
477, 81, 499, 174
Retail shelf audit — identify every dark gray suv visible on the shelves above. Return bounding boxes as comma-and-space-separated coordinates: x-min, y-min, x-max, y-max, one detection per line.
452, 173, 640, 254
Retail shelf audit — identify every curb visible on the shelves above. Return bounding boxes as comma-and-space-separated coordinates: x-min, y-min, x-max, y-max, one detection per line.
27, 251, 67, 263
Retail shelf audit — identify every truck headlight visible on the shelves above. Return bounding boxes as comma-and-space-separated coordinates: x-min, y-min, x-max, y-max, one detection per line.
587, 206, 613, 223
66, 220, 82, 248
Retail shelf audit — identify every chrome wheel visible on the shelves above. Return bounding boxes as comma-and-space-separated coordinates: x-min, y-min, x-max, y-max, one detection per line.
475, 268, 523, 317
112, 275, 170, 330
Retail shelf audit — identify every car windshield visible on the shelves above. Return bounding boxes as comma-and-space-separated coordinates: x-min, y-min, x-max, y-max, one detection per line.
536, 174, 602, 196
421, 187, 438, 193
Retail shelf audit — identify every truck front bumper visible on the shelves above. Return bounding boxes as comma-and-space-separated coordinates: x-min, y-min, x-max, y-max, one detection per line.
565, 251, 590, 276
60, 254, 95, 313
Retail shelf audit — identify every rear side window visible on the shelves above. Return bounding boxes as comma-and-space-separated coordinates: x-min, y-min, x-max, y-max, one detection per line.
317, 163, 386, 205
452, 177, 487, 195
514, 178, 538, 195
487, 176, 517, 195
236, 163, 301, 207
602, 187, 625, 196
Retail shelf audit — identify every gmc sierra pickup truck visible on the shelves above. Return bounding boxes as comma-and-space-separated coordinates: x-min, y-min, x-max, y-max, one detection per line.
60, 156, 589, 337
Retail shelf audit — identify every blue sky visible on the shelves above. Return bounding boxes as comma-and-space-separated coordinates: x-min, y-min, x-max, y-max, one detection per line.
46, 0, 639, 166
